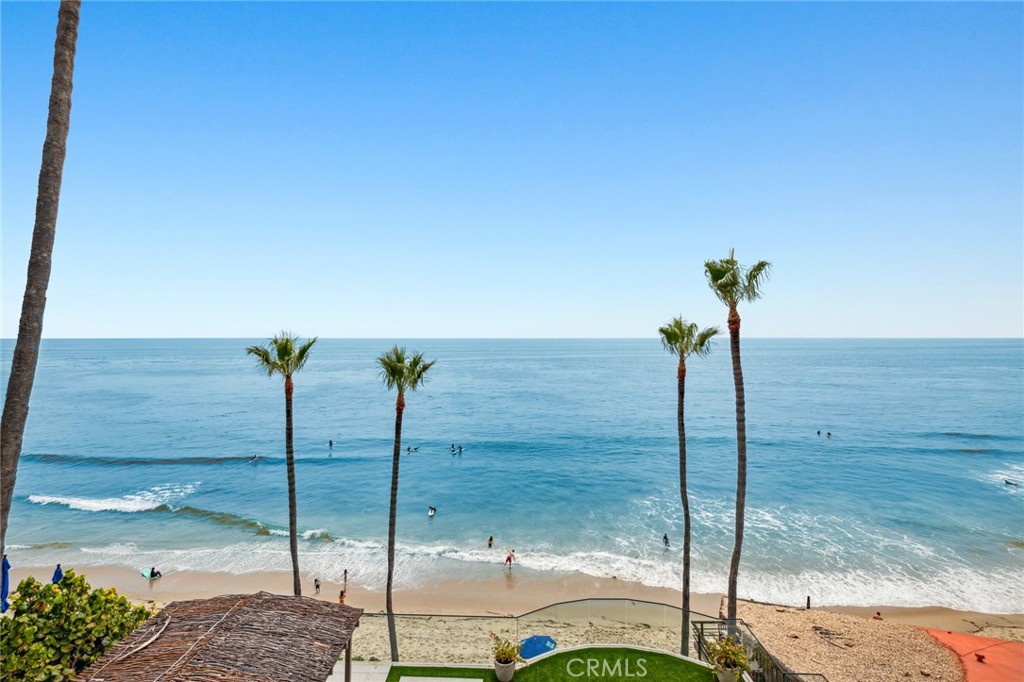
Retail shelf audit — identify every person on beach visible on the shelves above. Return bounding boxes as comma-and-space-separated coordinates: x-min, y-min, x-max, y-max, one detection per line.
338, 589, 345, 604
52, 564, 63, 584
873, 611, 883, 620
663, 533, 670, 547
149, 566, 162, 578
314, 577, 321, 594
504, 549, 515, 569
487, 535, 494, 548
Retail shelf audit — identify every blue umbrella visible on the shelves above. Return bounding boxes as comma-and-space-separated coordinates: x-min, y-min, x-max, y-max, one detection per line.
520, 635, 556, 659
2, 554, 10, 613
52, 564, 63, 584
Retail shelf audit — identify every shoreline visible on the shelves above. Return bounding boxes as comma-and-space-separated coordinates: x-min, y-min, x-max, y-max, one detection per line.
9, 564, 1023, 640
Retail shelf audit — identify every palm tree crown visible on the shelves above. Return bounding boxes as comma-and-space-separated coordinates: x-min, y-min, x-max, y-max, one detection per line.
246, 332, 317, 381
704, 248, 772, 310
659, 318, 719, 362
377, 346, 435, 400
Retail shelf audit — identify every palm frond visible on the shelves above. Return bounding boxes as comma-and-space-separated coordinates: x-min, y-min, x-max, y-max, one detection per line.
406, 352, 436, 391
246, 344, 279, 377
742, 260, 772, 302
658, 319, 684, 357
377, 346, 407, 392
690, 326, 721, 358
704, 253, 741, 307
292, 337, 318, 373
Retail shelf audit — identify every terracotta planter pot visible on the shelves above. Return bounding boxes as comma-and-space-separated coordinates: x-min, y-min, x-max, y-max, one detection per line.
494, 659, 516, 682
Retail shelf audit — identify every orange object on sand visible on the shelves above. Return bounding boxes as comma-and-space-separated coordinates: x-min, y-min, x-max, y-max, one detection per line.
925, 628, 1024, 682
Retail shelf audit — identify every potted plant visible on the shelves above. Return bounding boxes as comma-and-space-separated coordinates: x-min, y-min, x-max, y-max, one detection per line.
489, 632, 524, 682
705, 635, 751, 682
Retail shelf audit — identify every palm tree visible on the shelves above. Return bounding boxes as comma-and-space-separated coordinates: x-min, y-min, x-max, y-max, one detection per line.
377, 345, 435, 662
247, 332, 317, 596
659, 317, 718, 656
1, 0, 81, 557
705, 248, 771, 625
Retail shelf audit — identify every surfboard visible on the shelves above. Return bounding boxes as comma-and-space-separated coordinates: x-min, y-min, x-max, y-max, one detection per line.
141, 568, 160, 580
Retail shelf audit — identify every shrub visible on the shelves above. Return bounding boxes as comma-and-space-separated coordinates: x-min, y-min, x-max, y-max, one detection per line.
0, 570, 152, 681
489, 632, 524, 664
705, 635, 751, 672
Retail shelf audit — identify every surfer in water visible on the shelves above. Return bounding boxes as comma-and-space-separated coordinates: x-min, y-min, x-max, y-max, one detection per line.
428, 506, 436, 517
1007, 480, 1019, 486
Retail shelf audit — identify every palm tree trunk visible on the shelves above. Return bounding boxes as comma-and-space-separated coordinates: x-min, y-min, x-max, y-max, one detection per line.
0, 0, 80, 557
285, 376, 300, 596
726, 307, 745, 625
386, 393, 405, 662
677, 360, 691, 656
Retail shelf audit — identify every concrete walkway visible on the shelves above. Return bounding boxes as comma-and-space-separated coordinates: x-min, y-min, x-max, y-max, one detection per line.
326, 661, 392, 682
327, 660, 493, 682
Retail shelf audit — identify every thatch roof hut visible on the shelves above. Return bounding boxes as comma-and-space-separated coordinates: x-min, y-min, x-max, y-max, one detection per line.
77, 591, 363, 682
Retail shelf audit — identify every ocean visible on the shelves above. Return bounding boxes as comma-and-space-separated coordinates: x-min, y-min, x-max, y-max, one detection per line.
3, 339, 1022, 613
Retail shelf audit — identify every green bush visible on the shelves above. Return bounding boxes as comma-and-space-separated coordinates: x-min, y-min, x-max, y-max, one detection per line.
0, 569, 152, 682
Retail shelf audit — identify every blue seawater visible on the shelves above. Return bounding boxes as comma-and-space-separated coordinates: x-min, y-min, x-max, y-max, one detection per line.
2, 339, 1022, 612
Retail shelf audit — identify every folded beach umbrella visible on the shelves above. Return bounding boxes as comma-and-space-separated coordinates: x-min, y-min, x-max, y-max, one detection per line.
2, 554, 10, 612
520, 635, 557, 659
52, 563, 63, 584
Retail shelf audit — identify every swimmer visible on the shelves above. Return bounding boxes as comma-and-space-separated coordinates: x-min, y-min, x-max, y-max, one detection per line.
487, 535, 494, 548
663, 533, 670, 547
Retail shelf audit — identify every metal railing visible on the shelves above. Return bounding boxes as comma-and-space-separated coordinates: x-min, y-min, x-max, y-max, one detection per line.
692, 620, 830, 682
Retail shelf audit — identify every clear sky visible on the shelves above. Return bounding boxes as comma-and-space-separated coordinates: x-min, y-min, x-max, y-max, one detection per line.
2, 2, 1021, 338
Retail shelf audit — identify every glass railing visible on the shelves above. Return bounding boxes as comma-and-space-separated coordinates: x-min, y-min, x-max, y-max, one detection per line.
352, 598, 716, 664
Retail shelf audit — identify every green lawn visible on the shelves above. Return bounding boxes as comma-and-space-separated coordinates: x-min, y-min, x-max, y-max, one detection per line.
386, 647, 715, 682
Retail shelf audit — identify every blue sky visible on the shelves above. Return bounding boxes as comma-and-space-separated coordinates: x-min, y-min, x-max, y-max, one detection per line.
2, 2, 1021, 338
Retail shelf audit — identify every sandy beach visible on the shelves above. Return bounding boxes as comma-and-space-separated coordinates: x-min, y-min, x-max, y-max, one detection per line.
8, 564, 1022, 679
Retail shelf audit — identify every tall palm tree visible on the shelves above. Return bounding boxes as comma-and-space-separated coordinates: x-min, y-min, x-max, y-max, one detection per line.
247, 332, 317, 596
1, 0, 81, 557
659, 317, 718, 656
378, 346, 435, 662
705, 248, 771, 625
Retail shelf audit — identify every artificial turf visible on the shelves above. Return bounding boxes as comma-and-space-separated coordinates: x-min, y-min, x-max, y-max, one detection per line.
385, 647, 715, 682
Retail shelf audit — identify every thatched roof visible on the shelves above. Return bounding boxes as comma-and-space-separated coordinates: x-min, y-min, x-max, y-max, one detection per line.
77, 591, 363, 682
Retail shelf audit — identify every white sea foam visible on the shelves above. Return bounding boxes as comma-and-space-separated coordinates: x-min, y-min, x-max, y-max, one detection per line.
28, 483, 199, 513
